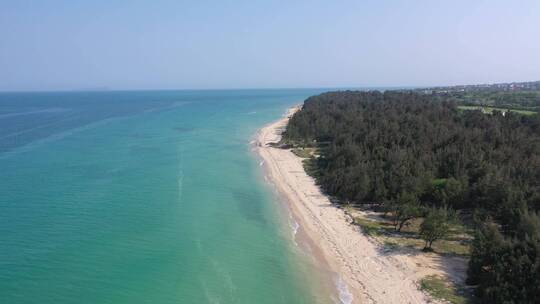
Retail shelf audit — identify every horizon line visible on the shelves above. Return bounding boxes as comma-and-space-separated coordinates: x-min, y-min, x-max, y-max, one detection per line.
0, 85, 419, 94
0, 80, 538, 94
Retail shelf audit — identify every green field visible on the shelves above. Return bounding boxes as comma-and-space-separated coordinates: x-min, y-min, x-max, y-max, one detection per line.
457, 105, 537, 116
420, 275, 471, 304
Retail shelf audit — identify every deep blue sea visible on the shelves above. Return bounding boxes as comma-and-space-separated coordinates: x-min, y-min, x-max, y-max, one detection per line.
0, 89, 336, 303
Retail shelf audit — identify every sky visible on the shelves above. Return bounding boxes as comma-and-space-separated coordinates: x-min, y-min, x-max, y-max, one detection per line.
1, 0, 539, 91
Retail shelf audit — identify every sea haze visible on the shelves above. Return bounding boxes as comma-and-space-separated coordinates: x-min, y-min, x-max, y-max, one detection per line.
0, 89, 329, 303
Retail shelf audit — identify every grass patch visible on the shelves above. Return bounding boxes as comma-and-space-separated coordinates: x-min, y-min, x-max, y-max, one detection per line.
383, 241, 400, 251
432, 178, 448, 188
434, 240, 470, 256
351, 213, 471, 256
354, 217, 386, 236
291, 147, 316, 158
420, 275, 470, 304
392, 218, 471, 256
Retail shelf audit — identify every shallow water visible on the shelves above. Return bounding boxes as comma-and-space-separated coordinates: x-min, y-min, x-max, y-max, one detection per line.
0, 89, 333, 303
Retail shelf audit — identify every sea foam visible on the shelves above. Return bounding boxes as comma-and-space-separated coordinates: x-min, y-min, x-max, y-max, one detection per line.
336, 276, 353, 304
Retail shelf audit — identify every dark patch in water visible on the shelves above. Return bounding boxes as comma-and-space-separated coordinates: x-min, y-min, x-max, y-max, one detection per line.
69, 163, 122, 180
129, 145, 162, 156
173, 126, 195, 133
129, 132, 158, 139
232, 189, 266, 224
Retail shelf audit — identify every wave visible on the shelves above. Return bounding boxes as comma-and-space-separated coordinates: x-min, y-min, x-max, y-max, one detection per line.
287, 213, 300, 246
177, 146, 185, 202
335, 276, 353, 304
290, 218, 299, 237
0, 101, 187, 158
177, 171, 184, 201
0, 115, 126, 159
141, 101, 191, 114
0, 115, 78, 140
0, 107, 70, 119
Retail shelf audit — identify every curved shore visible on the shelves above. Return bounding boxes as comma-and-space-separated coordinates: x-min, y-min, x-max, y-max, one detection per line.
255, 106, 431, 304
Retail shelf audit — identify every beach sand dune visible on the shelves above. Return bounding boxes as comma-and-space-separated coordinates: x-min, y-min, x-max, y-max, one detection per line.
256, 106, 433, 304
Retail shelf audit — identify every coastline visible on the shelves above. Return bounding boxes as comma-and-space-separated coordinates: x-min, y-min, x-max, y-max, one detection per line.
255, 106, 432, 304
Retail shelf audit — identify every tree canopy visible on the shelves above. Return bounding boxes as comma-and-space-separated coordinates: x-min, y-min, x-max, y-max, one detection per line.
283, 91, 540, 217
283, 90, 540, 303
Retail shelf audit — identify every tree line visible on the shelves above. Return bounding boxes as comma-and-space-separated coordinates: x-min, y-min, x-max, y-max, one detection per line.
282, 90, 540, 303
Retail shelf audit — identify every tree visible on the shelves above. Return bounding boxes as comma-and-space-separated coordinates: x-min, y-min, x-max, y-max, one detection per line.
432, 177, 466, 208
467, 212, 540, 303
466, 221, 504, 286
391, 192, 423, 232
419, 207, 456, 251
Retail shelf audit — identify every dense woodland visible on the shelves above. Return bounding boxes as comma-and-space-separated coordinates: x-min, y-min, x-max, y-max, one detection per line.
283, 90, 540, 303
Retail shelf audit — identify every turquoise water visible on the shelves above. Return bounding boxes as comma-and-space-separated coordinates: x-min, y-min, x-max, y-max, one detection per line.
0, 89, 329, 303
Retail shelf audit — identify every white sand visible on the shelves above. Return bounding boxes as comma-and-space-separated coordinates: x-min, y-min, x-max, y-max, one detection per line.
256, 106, 434, 304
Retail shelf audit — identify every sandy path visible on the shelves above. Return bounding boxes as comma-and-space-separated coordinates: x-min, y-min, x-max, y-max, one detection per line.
255, 106, 431, 304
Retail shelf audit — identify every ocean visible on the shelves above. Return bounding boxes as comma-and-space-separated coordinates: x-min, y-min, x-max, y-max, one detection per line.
0, 89, 332, 304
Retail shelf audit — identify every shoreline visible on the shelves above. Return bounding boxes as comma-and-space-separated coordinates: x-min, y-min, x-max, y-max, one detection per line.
255, 106, 432, 304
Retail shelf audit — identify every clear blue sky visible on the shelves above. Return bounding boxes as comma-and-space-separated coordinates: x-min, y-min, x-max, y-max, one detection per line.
1, 0, 539, 91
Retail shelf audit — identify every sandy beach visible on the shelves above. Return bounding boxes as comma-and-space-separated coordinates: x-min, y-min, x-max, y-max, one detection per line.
255, 106, 462, 304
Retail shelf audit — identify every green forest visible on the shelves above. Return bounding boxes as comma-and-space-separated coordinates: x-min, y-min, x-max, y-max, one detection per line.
283, 90, 540, 303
